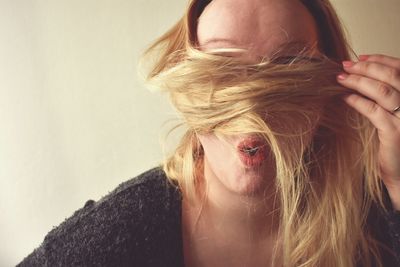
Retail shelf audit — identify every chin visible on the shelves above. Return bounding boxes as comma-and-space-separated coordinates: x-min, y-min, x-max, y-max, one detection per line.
225, 163, 273, 196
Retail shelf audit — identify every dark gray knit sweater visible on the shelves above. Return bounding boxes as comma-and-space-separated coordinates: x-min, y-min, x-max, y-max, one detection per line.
17, 167, 400, 267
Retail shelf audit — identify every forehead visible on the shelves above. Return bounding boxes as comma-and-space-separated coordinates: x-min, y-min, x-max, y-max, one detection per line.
196, 0, 319, 59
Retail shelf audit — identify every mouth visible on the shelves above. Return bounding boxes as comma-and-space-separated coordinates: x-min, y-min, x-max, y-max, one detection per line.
237, 137, 268, 167
240, 146, 261, 156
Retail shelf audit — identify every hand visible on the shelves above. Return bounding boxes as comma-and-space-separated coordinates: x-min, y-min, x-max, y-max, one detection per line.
336, 54, 400, 210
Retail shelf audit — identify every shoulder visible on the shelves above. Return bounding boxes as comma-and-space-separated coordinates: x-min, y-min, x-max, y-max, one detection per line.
18, 167, 184, 267
97, 166, 182, 214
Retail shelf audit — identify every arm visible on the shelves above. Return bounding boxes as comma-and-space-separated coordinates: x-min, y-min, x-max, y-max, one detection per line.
376, 186, 400, 266
381, 209, 400, 266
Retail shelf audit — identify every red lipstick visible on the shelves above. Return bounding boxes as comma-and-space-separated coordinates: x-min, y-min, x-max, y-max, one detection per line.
237, 137, 268, 167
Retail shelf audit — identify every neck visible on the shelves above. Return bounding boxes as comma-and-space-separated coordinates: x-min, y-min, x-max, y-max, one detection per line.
184, 159, 281, 245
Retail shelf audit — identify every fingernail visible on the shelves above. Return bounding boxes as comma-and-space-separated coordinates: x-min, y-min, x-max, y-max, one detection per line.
358, 55, 369, 61
337, 73, 348, 80
342, 61, 354, 68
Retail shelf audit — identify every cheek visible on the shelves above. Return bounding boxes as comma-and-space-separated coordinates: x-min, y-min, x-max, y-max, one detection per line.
197, 135, 238, 170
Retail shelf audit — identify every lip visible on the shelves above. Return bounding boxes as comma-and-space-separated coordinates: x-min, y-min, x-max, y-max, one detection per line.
237, 137, 268, 168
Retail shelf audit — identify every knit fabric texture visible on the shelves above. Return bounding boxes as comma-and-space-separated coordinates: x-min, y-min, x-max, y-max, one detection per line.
17, 167, 184, 267
17, 167, 400, 267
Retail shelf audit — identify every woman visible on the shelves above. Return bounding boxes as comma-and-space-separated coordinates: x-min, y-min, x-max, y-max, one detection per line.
18, 0, 400, 266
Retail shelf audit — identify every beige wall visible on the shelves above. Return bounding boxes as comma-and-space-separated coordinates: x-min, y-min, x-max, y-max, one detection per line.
333, 0, 400, 57
1, 0, 399, 265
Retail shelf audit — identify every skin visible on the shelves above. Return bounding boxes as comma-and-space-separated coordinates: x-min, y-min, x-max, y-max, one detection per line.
338, 56, 400, 209
182, 0, 319, 266
183, 0, 400, 266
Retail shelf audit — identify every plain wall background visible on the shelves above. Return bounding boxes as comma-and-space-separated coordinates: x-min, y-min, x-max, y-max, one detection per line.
1, 0, 399, 265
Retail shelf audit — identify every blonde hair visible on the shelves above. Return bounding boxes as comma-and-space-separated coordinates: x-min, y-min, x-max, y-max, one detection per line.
142, 0, 393, 266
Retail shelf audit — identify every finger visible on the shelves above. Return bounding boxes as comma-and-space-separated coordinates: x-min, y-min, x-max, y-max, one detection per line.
342, 61, 400, 90
337, 73, 400, 112
342, 94, 397, 132
359, 54, 400, 70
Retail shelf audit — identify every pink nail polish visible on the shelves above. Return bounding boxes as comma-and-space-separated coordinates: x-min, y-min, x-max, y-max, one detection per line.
337, 73, 348, 80
358, 55, 369, 61
342, 61, 354, 68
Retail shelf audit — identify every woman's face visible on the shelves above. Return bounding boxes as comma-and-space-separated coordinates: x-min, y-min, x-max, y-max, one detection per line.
196, 0, 319, 196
